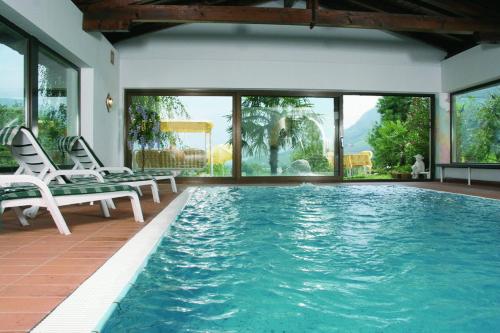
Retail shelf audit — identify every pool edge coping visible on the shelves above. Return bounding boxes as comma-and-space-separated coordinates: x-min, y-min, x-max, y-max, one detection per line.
31, 187, 195, 333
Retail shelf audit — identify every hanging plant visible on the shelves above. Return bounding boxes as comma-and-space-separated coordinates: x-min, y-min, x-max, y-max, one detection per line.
128, 105, 166, 171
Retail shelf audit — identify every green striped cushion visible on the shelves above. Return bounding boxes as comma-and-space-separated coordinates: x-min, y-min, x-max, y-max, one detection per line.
0, 126, 22, 146
133, 169, 173, 177
70, 173, 154, 183
103, 173, 155, 182
0, 182, 135, 201
57, 136, 80, 153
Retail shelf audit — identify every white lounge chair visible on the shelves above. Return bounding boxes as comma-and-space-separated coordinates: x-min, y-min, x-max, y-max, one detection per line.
58, 136, 177, 193
0, 174, 144, 235
0, 126, 161, 203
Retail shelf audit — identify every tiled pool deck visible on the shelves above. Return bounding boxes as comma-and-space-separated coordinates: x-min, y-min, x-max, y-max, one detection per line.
0, 182, 498, 332
0, 184, 180, 332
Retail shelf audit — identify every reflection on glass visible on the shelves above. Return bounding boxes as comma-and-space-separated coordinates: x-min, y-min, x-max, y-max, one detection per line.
37, 46, 79, 165
240, 96, 336, 177
129, 95, 233, 177
343, 95, 431, 179
453, 84, 500, 163
0, 21, 27, 167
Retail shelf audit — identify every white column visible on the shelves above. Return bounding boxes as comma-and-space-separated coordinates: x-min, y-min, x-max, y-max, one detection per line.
80, 68, 94, 147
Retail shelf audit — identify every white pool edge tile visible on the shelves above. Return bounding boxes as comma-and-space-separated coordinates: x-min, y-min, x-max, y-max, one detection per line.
31, 187, 195, 333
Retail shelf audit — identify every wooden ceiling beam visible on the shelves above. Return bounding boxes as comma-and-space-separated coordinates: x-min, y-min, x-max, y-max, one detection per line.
76, 0, 141, 11
416, 0, 487, 18
106, 22, 181, 43
474, 32, 500, 44
337, 0, 472, 55
387, 0, 446, 16
83, 5, 500, 34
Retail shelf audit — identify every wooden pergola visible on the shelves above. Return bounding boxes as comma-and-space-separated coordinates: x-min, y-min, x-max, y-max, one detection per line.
72, 0, 500, 57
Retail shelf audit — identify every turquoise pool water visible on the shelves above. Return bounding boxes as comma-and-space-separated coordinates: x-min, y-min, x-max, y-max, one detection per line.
102, 185, 500, 332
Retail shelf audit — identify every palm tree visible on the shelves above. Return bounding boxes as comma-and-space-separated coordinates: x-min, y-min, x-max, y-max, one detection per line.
229, 96, 320, 175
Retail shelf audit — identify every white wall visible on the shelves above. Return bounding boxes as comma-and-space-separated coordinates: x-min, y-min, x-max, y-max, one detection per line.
439, 44, 500, 183
442, 44, 500, 92
119, 24, 445, 93
0, 0, 121, 166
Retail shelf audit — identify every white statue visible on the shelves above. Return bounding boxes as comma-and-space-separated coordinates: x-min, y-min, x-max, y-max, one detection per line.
411, 154, 426, 179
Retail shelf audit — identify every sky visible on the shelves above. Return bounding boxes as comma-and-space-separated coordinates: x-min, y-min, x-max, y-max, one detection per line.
343, 95, 380, 129
173, 96, 233, 149
0, 44, 24, 100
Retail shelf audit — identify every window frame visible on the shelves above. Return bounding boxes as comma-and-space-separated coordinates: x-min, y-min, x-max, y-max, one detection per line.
450, 78, 500, 166
238, 90, 342, 181
124, 89, 238, 183
0, 14, 81, 171
124, 89, 343, 183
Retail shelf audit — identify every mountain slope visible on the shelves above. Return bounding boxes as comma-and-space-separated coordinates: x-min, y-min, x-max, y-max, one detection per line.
343, 107, 380, 153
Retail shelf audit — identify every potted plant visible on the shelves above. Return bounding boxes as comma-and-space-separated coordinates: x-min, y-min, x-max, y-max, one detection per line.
128, 105, 166, 171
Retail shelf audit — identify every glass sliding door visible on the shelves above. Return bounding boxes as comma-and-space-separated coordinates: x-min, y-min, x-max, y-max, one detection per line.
0, 20, 27, 167
37, 46, 79, 165
240, 95, 338, 177
342, 95, 431, 180
0, 17, 81, 170
127, 94, 233, 177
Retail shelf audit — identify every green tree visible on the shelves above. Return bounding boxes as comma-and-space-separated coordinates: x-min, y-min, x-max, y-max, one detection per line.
404, 97, 430, 163
368, 120, 408, 168
291, 118, 330, 172
230, 96, 319, 175
376, 96, 412, 122
130, 96, 188, 147
0, 103, 24, 127
0, 102, 24, 167
38, 103, 67, 163
128, 104, 167, 171
368, 96, 430, 169
463, 94, 500, 162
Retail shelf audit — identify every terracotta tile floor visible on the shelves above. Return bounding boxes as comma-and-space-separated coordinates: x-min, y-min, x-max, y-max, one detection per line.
0, 181, 497, 332
0, 184, 180, 333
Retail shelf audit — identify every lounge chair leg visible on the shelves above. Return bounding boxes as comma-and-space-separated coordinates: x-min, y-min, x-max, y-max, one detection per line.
23, 206, 39, 219
129, 192, 144, 223
12, 207, 29, 226
100, 200, 111, 218
136, 187, 143, 196
106, 199, 116, 210
151, 182, 160, 203
169, 177, 177, 193
44, 198, 71, 235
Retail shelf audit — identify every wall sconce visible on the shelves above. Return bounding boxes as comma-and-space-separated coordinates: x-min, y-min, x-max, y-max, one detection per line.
105, 93, 113, 112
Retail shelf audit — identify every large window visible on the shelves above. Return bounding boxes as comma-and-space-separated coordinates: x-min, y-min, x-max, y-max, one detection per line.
241, 96, 337, 177
0, 17, 79, 169
38, 46, 79, 164
125, 91, 435, 182
452, 82, 500, 164
343, 95, 431, 179
0, 20, 27, 167
127, 94, 233, 177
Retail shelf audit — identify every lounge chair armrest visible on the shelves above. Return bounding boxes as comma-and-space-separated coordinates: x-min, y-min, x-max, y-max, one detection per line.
43, 170, 105, 184
96, 166, 134, 174
0, 175, 52, 193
